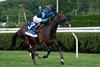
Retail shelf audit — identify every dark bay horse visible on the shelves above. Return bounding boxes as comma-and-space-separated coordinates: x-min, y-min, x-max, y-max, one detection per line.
11, 11, 68, 65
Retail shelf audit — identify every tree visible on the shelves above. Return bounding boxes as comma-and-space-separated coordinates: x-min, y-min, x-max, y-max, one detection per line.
88, 0, 100, 14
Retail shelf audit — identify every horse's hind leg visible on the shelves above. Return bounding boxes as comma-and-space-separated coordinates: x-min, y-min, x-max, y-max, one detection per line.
24, 39, 36, 64
42, 43, 51, 58
29, 45, 36, 65
31, 51, 36, 64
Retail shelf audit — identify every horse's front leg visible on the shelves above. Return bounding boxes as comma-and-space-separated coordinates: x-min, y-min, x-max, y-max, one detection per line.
42, 43, 51, 58
55, 41, 64, 65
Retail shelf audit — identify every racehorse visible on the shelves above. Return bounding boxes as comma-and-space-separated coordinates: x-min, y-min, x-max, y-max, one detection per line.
10, 11, 68, 65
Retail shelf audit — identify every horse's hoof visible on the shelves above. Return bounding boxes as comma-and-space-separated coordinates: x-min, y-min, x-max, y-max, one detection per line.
60, 59, 64, 65
42, 55, 48, 58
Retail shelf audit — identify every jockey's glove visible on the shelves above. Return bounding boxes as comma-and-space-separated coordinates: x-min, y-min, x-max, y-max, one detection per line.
41, 19, 48, 23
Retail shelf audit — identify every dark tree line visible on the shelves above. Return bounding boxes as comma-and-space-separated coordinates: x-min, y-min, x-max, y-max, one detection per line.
0, 0, 100, 22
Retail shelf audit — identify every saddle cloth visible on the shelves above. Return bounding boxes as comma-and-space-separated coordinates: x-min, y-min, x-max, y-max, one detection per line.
25, 22, 38, 37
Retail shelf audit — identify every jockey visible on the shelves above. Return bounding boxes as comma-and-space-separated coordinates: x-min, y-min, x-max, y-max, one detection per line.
25, 4, 56, 37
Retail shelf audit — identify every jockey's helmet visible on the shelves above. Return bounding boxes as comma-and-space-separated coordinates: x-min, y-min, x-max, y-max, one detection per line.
46, 4, 54, 11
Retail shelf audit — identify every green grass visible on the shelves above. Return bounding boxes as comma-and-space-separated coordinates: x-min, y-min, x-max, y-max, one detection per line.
0, 51, 100, 67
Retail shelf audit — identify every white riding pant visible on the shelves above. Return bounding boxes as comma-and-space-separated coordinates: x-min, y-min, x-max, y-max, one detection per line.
33, 15, 42, 23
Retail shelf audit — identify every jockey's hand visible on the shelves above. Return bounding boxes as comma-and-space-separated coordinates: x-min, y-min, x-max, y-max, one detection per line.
37, 22, 42, 26
42, 19, 48, 23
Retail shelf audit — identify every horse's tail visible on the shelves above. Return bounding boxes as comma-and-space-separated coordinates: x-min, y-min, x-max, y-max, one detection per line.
10, 32, 18, 48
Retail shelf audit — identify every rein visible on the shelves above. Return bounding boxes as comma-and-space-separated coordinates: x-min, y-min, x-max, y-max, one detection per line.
46, 13, 58, 26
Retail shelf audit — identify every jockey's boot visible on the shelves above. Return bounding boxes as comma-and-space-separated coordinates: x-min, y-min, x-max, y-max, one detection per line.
36, 22, 42, 29
34, 22, 42, 32
34, 22, 42, 33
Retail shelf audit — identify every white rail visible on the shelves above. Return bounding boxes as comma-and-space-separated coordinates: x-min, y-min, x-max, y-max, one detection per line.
57, 27, 100, 32
0, 27, 100, 58
0, 28, 19, 33
1, 27, 100, 33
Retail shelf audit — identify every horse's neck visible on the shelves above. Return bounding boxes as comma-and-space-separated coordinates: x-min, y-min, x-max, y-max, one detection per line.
50, 21, 58, 35
42, 16, 58, 37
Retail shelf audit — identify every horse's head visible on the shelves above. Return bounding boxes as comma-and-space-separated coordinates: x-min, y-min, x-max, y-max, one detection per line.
56, 11, 69, 27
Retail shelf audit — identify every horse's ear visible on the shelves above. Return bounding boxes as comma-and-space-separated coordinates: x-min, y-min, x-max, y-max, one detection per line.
57, 11, 61, 14
58, 11, 63, 13
57, 11, 63, 17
